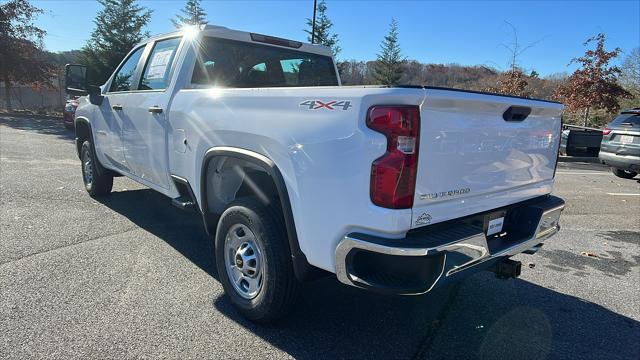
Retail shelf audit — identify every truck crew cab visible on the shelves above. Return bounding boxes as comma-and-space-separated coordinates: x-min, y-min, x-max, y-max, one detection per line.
65, 25, 565, 322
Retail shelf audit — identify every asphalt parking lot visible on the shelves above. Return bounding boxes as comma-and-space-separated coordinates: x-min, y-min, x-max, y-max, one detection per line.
1, 115, 639, 359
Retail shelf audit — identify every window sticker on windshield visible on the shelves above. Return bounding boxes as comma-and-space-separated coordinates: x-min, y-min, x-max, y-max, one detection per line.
146, 48, 174, 79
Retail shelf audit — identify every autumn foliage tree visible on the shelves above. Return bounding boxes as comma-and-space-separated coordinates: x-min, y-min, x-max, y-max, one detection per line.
487, 69, 531, 97
554, 33, 631, 126
0, 0, 54, 111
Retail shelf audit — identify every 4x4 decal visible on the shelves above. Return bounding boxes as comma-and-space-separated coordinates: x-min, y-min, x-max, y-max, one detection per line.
299, 100, 352, 110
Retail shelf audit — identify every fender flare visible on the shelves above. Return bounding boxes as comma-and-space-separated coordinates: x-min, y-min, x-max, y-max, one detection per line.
200, 146, 314, 281
73, 116, 92, 159
74, 116, 117, 178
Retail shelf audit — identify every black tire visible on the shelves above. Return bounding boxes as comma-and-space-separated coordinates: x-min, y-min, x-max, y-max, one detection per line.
80, 140, 113, 197
611, 167, 638, 179
215, 197, 300, 322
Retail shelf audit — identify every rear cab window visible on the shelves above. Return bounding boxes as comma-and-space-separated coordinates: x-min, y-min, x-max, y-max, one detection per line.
191, 37, 338, 88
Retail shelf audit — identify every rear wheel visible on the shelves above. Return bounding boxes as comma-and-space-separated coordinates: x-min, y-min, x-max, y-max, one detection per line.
80, 140, 113, 197
215, 197, 300, 322
611, 168, 638, 179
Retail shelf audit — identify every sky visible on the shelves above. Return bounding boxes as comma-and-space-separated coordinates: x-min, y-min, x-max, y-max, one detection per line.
32, 0, 640, 76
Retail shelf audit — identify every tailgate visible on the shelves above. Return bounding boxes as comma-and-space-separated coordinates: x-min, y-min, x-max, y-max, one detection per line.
412, 89, 563, 228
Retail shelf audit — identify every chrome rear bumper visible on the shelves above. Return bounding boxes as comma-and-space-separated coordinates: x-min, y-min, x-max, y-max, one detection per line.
335, 195, 565, 294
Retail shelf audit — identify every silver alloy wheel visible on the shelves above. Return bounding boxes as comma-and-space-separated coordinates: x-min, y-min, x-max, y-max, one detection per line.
82, 148, 93, 186
224, 223, 264, 299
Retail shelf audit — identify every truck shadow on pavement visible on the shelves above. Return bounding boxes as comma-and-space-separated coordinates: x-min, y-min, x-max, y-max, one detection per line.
418, 272, 640, 360
98, 188, 219, 280
97, 188, 640, 360
0, 115, 75, 142
214, 275, 640, 360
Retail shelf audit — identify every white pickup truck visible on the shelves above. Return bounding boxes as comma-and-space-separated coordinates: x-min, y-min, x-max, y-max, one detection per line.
65, 25, 565, 322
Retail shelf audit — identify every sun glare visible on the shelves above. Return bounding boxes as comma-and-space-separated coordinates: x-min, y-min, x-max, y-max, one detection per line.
183, 26, 199, 40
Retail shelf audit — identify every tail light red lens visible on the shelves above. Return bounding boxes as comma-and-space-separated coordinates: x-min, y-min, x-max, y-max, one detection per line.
602, 128, 612, 135
367, 105, 420, 209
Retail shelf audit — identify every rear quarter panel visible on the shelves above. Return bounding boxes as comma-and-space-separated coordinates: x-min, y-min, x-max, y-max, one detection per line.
168, 86, 425, 272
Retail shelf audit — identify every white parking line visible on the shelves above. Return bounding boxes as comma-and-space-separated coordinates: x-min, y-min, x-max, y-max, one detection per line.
556, 171, 610, 175
606, 193, 640, 196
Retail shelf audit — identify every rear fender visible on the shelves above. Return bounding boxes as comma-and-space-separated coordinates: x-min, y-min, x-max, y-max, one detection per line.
200, 147, 315, 281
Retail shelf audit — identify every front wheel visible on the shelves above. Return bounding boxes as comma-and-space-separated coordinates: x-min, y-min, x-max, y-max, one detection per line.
215, 197, 300, 322
80, 140, 113, 197
611, 168, 638, 179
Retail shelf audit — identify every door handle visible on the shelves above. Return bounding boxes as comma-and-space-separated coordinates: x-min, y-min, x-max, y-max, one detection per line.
112, 104, 123, 110
148, 106, 163, 114
503, 106, 531, 121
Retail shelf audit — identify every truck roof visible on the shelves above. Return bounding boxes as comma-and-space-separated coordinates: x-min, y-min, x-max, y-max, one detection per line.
138, 25, 334, 57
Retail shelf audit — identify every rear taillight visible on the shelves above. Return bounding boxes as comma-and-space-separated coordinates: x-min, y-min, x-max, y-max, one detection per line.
602, 128, 612, 135
367, 105, 420, 209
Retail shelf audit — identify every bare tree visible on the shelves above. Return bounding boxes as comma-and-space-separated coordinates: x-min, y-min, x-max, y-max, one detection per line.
486, 21, 545, 97
619, 47, 640, 110
500, 21, 544, 72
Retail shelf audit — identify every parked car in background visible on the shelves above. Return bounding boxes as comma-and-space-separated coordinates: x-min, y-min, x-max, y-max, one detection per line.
560, 125, 603, 156
599, 108, 640, 179
62, 97, 79, 129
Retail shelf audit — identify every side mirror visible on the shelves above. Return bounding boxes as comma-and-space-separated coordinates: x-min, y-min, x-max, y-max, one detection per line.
65, 64, 104, 105
87, 85, 104, 106
65, 64, 88, 96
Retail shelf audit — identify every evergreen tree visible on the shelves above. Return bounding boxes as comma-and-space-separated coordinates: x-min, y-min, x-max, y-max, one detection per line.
172, 0, 208, 28
304, 0, 340, 57
373, 18, 405, 86
80, 0, 152, 84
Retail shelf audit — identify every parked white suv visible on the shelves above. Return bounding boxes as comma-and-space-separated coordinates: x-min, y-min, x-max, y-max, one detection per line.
65, 25, 565, 322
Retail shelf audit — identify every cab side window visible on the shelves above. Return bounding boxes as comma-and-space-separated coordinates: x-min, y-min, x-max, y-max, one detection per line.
109, 46, 146, 92
139, 37, 182, 91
